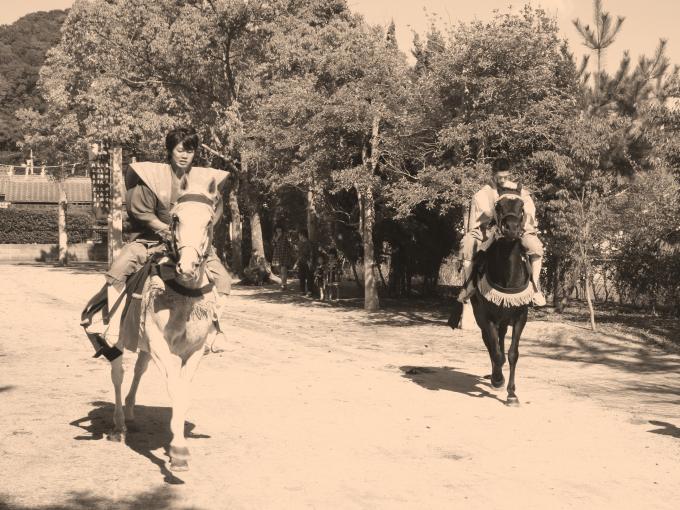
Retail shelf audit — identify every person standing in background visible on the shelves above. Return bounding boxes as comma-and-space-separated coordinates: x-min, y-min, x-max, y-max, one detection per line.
295, 229, 313, 295
272, 225, 293, 290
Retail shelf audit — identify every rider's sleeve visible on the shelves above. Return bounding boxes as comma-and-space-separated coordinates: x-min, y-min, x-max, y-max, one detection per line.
469, 189, 493, 238
126, 182, 169, 235
522, 190, 538, 234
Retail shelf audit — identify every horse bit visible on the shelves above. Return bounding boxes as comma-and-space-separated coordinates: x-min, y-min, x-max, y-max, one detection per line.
169, 193, 217, 264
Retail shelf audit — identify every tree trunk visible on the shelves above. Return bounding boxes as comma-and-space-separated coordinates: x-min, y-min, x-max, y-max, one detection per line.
350, 261, 362, 292
57, 177, 68, 266
552, 257, 561, 309
376, 258, 387, 289
595, 49, 601, 103
306, 187, 319, 280
356, 111, 382, 311
306, 186, 318, 249
228, 187, 243, 274
240, 160, 265, 259
585, 271, 597, 332
108, 148, 124, 266
358, 187, 379, 311
249, 208, 265, 258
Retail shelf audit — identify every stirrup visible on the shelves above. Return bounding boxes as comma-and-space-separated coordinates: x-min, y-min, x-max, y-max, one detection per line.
89, 333, 123, 361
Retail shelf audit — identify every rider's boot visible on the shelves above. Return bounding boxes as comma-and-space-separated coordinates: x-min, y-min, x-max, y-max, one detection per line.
530, 256, 546, 307
205, 293, 229, 354
104, 283, 126, 346
457, 260, 475, 303
82, 282, 125, 360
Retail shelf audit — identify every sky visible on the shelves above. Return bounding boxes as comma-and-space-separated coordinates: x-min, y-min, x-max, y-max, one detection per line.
2, 0, 679, 71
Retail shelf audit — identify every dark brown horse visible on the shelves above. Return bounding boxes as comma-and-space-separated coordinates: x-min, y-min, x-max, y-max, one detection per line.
470, 192, 533, 406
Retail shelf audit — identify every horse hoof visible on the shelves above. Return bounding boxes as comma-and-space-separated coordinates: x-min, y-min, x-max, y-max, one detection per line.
506, 396, 520, 407
107, 431, 126, 442
491, 376, 505, 389
170, 458, 189, 472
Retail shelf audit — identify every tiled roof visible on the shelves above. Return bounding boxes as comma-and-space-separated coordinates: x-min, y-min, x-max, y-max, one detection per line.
0, 176, 92, 203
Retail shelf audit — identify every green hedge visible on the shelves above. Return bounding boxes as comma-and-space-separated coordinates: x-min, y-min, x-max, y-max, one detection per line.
0, 208, 95, 244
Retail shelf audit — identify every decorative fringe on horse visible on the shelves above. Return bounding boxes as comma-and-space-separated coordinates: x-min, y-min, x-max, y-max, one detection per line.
477, 274, 534, 308
140, 276, 216, 332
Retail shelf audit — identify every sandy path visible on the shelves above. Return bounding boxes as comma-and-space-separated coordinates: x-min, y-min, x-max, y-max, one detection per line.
0, 264, 678, 510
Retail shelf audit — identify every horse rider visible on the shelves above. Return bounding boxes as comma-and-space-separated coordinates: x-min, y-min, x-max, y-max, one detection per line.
458, 157, 546, 306
91, 126, 232, 352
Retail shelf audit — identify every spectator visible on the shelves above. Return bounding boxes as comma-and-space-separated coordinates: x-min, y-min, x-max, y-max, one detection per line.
324, 248, 341, 301
272, 225, 293, 290
313, 252, 327, 301
242, 249, 269, 286
295, 229, 313, 295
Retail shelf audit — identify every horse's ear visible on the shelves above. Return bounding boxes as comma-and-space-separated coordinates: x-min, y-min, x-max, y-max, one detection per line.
179, 174, 189, 191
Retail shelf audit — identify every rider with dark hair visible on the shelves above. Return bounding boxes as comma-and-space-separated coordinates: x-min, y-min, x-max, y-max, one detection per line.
458, 157, 545, 306
91, 126, 231, 352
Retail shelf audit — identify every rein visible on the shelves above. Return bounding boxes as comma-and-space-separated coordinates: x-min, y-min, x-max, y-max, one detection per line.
169, 193, 216, 263
161, 191, 217, 298
495, 194, 525, 239
163, 277, 215, 298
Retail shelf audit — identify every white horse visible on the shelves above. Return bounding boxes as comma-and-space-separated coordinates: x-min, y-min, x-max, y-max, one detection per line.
108, 173, 221, 471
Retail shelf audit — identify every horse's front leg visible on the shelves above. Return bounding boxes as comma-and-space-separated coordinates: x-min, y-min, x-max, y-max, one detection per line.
165, 346, 205, 470
124, 350, 151, 424
498, 323, 508, 367
507, 310, 528, 406
149, 347, 188, 471
482, 323, 505, 388
108, 355, 126, 441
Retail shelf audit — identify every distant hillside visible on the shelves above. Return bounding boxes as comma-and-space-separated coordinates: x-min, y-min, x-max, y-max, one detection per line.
0, 9, 68, 159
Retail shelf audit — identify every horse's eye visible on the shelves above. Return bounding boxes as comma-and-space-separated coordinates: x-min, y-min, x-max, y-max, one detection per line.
172, 214, 179, 223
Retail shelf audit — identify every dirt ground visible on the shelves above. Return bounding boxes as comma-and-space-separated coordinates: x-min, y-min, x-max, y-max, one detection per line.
0, 263, 678, 510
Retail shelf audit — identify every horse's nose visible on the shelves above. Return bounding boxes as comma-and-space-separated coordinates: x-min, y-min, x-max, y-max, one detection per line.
501, 220, 522, 238
177, 260, 198, 277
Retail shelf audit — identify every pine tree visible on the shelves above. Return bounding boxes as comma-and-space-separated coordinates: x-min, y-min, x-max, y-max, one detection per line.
573, 0, 625, 105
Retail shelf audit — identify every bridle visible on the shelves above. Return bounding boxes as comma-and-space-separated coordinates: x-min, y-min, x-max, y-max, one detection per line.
495, 193, 525, 239
168, 193, 216, 264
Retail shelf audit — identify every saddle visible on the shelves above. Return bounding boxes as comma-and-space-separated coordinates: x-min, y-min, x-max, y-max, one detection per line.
80, 254, 158, 360
81, 249, 219, 360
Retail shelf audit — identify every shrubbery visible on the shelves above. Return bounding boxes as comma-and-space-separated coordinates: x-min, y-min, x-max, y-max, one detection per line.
0, 207, 94, 244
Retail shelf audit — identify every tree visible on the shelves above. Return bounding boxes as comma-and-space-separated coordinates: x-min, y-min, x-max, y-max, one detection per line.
573, 0, 625, 106
250, 9, 411, 310
21, 0, 284, 272
403, 7, 580, 210
15, 107, 79, 265
609, 166, 680, 313
0, 10, 69, 157
528, 113, 619, 329
396, 6, 583, 306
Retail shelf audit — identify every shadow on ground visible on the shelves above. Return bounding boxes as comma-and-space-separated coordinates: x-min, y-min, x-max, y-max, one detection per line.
236, 285, 452, 327
70, 401, 210, 485
0, 486, 204, 510
10, 261, 107, 276
0, 385, 16, 394
531, 301, 680, 353
400, 366, 503, 403
526, 330, 680, 376
648, 420, 680, 439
